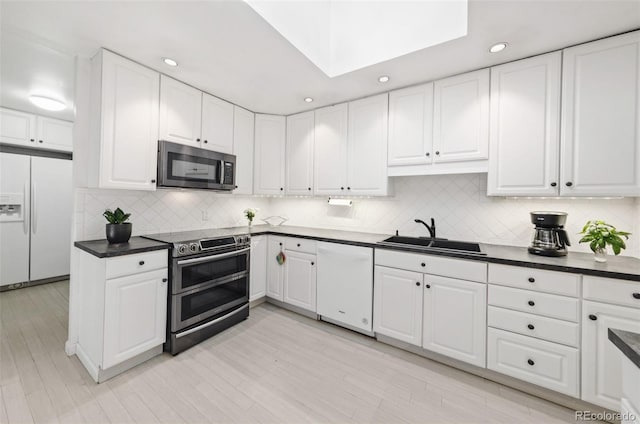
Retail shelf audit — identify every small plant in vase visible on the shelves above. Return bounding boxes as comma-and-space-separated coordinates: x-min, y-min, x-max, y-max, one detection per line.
103, 207, 132, 244
244, 208, 258, 229
578, 220, 631, 262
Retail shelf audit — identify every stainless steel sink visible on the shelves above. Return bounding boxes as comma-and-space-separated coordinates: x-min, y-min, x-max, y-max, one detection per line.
379, 236, 485, 255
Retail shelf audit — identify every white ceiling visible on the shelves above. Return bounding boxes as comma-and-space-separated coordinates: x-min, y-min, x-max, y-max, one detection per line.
0, 0, 639, 116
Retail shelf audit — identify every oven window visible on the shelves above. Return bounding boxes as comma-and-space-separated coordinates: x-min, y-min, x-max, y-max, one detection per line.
180, 253, 248, 290
180, 276, 248, 322
168, 152, 220, 183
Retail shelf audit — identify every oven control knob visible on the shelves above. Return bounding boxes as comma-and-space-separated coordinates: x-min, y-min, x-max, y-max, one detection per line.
189, 243, 199, 253
177, 244, 188, 255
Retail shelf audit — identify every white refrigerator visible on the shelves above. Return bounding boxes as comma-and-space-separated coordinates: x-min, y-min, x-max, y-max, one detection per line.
0, 152, 72, 287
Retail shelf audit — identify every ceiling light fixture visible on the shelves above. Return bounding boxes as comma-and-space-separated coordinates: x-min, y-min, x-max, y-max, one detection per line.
489, 42, 508, 53
162, 57, 178, 67
378, 75, 390, 83
28, 95, 66, 111
304, 97, 314, 103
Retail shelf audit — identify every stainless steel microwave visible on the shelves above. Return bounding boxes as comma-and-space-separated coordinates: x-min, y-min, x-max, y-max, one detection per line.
157, 140, 236, 191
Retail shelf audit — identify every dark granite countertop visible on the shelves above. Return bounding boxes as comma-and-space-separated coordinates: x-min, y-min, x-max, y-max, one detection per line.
609, 329, 640, 369
74, 237, 170, 258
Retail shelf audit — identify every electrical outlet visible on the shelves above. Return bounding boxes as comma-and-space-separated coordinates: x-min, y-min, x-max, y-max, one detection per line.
201, 210, 209, 221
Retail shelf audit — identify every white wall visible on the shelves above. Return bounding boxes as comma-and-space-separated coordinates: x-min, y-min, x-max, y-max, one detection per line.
75, 173, 640, 258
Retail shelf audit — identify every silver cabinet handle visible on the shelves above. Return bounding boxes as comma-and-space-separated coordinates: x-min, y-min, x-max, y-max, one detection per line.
176, 304, 248, 338
23, 182, 29, 234
31, 183, 37, 234
177, 247, 250, 265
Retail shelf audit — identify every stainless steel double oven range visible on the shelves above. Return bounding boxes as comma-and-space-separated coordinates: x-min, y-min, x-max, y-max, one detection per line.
143, 230, 250, 354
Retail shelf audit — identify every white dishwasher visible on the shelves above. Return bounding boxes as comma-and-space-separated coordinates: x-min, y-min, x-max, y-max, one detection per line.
316, 242, 374, 334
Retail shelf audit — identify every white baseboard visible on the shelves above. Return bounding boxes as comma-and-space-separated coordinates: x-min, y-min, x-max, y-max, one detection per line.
65, 340, 76, 356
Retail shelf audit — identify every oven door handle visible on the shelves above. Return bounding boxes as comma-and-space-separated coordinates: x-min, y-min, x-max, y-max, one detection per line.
176, 247, 250, 266
176, 304, 249, 339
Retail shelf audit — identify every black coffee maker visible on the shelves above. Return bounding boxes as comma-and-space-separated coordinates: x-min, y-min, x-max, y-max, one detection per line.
528, 211, 571, 257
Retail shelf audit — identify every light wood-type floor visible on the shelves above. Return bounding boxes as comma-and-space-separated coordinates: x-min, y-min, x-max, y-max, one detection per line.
1, 281, 586, 424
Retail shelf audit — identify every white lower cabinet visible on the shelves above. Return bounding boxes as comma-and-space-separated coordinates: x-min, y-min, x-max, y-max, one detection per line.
76, 249, 168, 382
316, 242, 373, 333
582, 300, 640, 411
283, 250, 317, 312
249, 235, 267, 301
266, 236, 285, 301
373, 266, 423, 346
103, 269, 167, 369
488, 328, 579, 397
423, 275, 486, 367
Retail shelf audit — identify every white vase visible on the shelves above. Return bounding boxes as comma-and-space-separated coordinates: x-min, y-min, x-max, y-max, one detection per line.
594, 247, 607, 263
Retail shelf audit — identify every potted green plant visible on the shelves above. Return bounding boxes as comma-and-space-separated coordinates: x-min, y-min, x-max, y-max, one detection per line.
103, 208, 132, 244
244, 208, 258, 228
578, 220, 631, 263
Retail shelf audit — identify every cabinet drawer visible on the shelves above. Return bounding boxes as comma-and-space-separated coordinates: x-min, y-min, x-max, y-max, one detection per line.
488, 306, 579, 347
488, 285, 579, 322
106, 250, 168, 280
487, 328, 579, 397
284, 237, 317, 254
488, 264, 580, 297
583, 276, 640, 309
375, 249, 486, 282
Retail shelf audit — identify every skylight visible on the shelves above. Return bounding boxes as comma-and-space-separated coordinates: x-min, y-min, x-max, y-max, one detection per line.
245, 0, 468, 77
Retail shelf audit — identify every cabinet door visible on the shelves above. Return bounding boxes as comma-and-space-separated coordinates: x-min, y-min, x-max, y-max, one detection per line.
316, 242, 373, 332
373, 266, 423, 346
314, 104, 348, 195
582, 301, 640, 411
488, 52, 561, 196
201, 93, 234, 154
266, 236, 286, 301
36, 117, 73, 152
249, 235, 267, 301
561, 31, 640, 196
433, 69, 490, 163
423, 275, 486, 367
103, 269, 167, 369
0, 108, 36, 147
233, 106, 255, 195
388, 83, 434, 166
348, 93, 389, 195
286, 111, 314, 195
283, 250, 317, 312
254, 114, 285, 195
30, 157, 73, 281
159, 76, 202, 146
99, 50, 159, 191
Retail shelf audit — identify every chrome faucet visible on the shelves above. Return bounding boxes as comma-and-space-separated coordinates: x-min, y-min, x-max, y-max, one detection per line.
415, 218, 436, 238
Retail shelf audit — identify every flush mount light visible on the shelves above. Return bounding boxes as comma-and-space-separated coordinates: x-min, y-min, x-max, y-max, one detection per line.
489, 42, 508, 53
28, 95, 66, 111
162, 57, 178, 67
304, 97, 314, 103
378, 75, 390, 83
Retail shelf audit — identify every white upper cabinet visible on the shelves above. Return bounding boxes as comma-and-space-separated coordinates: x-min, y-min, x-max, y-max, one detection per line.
159, 76, 202, 146
388, 83, 434, 166
488, 52, 562, 196
347, 93, 389, 195
0, 108, 36, 147
286, 111, 314, 195
561, 31, 640, 196
36, 117, 73, 152
91, 49, 159, 191
233, 106, 255, 195
201, 93, 234, 154
433, 69, 490, 163
314, 103, 349, 195
254, 114, 286, 195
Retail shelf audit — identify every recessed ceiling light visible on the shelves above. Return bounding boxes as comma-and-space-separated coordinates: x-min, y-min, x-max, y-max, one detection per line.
489, 42, 508, 53
28, 95, 66, 111
162, 57, 178, 67
378, 75, 390, 83
304, 97, 314, 103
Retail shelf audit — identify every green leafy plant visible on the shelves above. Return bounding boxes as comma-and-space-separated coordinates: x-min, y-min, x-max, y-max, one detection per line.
244, 208, 257, 223
578, 220, 631, 255
103, 208, 131, 225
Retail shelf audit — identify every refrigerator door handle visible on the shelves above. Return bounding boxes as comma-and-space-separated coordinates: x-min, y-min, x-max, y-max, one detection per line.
23, 181, 29, 234
31, 182, 37, 235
